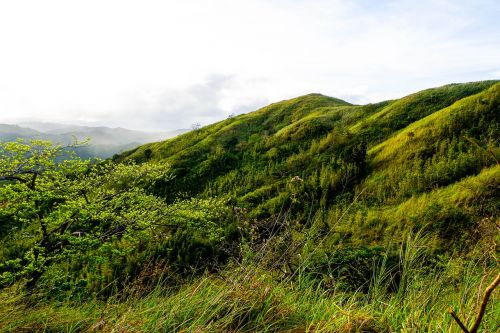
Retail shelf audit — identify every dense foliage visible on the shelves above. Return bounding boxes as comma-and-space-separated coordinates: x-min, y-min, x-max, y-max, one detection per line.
0, 140, 237, 298
1, 81, 499, 332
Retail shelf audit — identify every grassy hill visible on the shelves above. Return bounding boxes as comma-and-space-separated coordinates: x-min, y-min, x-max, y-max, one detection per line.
119, 80, 499, 250
1, 81, 499, 332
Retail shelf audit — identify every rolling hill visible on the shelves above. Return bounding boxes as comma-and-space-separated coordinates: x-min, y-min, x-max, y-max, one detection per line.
119, 80, 499, 250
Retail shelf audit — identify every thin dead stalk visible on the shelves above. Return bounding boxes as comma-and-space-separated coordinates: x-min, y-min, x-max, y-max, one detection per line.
449, 272, 500, 333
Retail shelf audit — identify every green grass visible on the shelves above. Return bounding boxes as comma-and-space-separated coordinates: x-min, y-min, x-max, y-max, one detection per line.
1, 237, 498, 332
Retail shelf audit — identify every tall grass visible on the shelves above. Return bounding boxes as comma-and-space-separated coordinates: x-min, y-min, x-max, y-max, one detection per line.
1, 228, 498, 333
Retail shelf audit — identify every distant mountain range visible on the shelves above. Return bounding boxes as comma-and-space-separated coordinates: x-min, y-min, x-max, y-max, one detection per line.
0, 122, 188, 158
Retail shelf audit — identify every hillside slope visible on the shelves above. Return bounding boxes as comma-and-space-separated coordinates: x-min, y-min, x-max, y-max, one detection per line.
119, 81, 499, 250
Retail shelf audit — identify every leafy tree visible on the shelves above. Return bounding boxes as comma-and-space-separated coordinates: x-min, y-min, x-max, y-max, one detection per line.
0, 139, 172, 289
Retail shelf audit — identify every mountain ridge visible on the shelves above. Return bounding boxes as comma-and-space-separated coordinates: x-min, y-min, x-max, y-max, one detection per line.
118, 80, 499, 249
0, 122, 188, 158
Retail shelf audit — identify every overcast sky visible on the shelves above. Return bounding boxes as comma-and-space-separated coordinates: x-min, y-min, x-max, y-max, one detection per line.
0, 0, 499, 131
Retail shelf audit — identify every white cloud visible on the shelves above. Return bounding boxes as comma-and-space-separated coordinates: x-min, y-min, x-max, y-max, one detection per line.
0, 0, 499, 130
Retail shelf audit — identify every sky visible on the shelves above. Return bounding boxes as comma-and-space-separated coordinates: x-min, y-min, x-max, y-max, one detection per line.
0, 0, 499, 131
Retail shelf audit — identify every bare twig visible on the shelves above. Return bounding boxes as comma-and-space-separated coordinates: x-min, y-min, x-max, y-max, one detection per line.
449, 272, 500, 333
448, 308, 470, 333
470, 272, 500, 333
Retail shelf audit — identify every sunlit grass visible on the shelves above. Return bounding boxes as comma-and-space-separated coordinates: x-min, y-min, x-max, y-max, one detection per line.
2, 234, 498, 333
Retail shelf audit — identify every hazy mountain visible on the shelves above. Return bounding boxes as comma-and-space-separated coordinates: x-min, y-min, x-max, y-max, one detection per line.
0, 122, 188, 158
0, 124, 41, 141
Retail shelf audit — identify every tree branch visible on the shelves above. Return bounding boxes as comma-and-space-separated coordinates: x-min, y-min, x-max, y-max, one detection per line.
0, 175, 25, 183
449, 272, 500, 333
80, 190, 90, 205
448, 309, 470, 333
470, 272, 500, 333
29, 172, 37, 190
